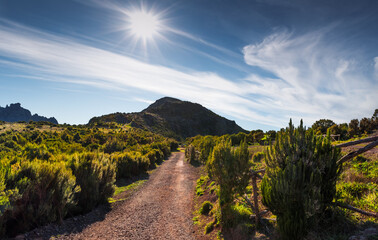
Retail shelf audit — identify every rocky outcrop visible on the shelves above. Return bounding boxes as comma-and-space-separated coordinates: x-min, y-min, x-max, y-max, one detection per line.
0, 103, 58, 124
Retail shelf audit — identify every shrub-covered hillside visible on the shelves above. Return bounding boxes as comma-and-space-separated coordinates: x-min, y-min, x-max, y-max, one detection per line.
0, 121, 177, 237
89, 97, 245, 140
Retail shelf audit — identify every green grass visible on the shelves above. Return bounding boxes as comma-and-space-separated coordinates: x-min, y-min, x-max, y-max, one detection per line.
179, 148, 186, 152
192, 216, 199, 225
333, 134, 370, 145
196, 175, 209, 196
108, 179, 147, 203
335, 154, 378, 224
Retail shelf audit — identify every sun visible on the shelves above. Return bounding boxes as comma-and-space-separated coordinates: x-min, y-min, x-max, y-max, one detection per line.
119, 5, 170, 55
127, 10, 162, 41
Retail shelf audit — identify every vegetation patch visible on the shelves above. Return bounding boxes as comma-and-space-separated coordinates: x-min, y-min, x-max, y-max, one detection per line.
199, 201, 213, 215
186, 115, 377, 240
109, 179, 147, 203
0, 122, 176, 238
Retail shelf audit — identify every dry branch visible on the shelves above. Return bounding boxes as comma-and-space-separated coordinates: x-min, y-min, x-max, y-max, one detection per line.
332, 202, 378, 218
242, 194, 254, 209
253, 169, 266, 174
250, 211, 269, 218
337, 139, 378, 164
336, 136, 378, 148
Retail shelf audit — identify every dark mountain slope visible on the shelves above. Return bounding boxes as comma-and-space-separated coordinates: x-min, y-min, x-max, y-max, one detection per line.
89, 97, 245, 139
0, 103, 58, 124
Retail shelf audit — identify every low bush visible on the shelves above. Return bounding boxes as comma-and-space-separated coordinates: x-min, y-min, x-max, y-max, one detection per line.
338, 182, 370, 199
3, 161, 77, 235
0, 165, 10, 236
200, 201, 213, 215
204, 222, 214, 234
185, 145, 197, 164
23, 143, 52, 161
207, 140, 250, 227
104, 139, 126, 154
252, 152, 264, 162
196, 176, 208, 196
150, 142, 170, 159
168, 140, 179, 152
144, 148, 164, 166
112, 151, 150, 179
68, 153, 116, 213
144, 150, 157, 166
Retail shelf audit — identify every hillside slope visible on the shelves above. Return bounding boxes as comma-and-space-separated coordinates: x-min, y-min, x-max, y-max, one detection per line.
89, 97, 245, 139
0, 103, 58, 124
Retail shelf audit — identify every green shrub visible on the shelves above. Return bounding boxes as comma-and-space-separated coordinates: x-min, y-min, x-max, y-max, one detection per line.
339, 182, 369, 198
144, 148, 165, 166
112, 151, 150, 179
337, 182, 376, 201
252, 152, 264, 162
150, 142, 170, 159
144, 150, 157, 166
200, 201, 213, 215
204, 222, 214, 234
3, 161, 77, 235
350, 156, 378, 181
230, 203, 253, 223
185, 145, 197, 164
154, 149, 164, 163
168, 140, 179, 152
23, 143, 52, 160
207, 140, 250, 226
0, 165, 10, 236
104, 139, 125, 153
198, 136, 215, 164
261, 120, 341, 240
68, 153, 116, 213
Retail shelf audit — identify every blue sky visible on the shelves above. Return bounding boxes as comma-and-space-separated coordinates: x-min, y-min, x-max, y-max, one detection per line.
0, 0, 377, 130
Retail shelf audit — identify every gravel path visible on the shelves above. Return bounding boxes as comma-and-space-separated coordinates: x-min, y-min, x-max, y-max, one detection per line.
67, 152, 198, 240
22, 152, 199, 240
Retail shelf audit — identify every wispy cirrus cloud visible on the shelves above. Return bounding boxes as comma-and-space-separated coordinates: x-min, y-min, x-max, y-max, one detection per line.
0, 19, 376, 130
0, 20, 278, 128
243, 28, 377, 125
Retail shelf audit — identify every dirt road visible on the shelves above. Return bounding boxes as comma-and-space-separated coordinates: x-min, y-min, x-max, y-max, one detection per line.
51, 152, 198, 240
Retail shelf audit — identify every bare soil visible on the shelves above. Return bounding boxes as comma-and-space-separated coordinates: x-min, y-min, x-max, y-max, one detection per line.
20, 152, 199, 240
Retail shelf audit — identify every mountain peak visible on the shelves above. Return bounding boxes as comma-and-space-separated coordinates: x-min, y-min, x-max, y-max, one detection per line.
90, 97, 245, 140
142, 97, 182, 112
0, 103, 58, 124
155, 96, 181, 103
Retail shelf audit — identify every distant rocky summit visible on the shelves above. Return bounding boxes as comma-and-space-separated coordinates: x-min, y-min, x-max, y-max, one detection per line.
89, 97, 245, 139
0, 103, 58, 124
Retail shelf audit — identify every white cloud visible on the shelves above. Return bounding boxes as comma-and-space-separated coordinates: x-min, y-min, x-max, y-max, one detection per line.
0, 21, 280, 128
243, 28, 377, 125
0, 20, 376, 130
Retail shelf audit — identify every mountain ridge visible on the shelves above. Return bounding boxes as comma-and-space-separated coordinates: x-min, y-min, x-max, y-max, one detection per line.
89, 97, 245, 139
0, 103, 58, 124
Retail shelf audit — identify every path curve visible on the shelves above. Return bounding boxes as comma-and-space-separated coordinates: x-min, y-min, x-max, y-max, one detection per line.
59, 152, 198, 240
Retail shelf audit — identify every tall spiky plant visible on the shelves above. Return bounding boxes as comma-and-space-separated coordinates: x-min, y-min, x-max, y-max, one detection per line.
261, 120, 341, 240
